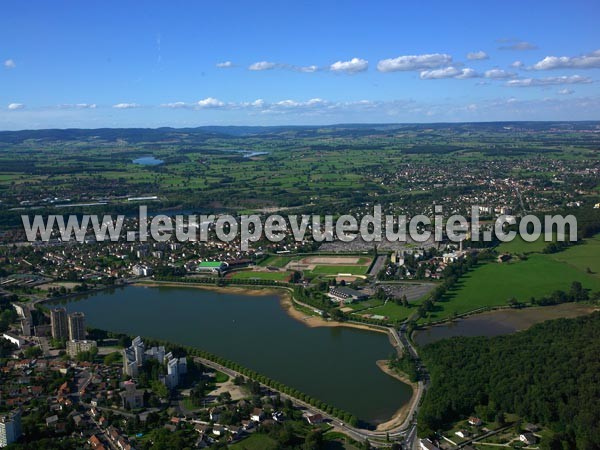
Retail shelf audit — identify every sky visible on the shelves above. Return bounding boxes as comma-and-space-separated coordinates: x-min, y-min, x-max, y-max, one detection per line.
1, 0, 599, 129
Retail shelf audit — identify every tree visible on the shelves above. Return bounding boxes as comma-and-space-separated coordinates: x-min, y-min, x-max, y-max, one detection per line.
24, 346, 42, 358
303, 429, 323, 450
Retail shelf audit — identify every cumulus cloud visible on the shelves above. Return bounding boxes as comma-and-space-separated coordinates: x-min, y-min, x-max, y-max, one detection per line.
484, 69, 516, 79
531, 49, 600, 70
420, 67, 479, 79
58, 103, 97, 109
377, 53, 452, 72
329, 57, 368, 73
197, 97, 225, 108
7, 103, 24, 110
4, 59, 16, 69
249, 61, 277, 71
216, 61, 235, 68
511, 60, 525, 69
498, 40, 537, 51
113, 103, 140, 109
506, 75, 593, 87
467, 51, 488, 60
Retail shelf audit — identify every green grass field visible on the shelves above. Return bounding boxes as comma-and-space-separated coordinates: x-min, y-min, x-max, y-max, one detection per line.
229, 270, 291, 281
496, 234, 552, 254
229, 433, 279, 450
550, 235, 600, 278
359, 301, 414, 321
310, 265, 368, 275
421, 253, 600, 323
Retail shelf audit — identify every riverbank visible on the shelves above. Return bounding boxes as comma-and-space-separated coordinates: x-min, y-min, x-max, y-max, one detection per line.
374, 360, 418, 431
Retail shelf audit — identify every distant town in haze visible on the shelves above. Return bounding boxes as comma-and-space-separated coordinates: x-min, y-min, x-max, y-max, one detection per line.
1, 1, 600, 450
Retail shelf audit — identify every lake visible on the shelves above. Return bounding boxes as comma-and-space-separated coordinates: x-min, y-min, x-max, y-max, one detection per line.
56, 285, 412, 425
413, 303, 596, 346
132, 156, 164, 165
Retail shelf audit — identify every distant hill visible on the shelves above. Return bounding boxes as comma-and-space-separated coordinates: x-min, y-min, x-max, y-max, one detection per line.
0, 121, 598, 145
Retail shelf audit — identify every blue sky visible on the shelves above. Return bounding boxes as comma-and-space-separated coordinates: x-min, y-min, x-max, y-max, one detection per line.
1, 0, 599, 129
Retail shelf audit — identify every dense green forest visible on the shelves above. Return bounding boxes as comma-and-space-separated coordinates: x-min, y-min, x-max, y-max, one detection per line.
418, 312, 600, 449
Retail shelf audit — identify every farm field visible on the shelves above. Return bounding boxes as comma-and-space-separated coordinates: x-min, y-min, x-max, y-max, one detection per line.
550, 235, 600, 278
421, 251, 600, 323
496, 234, 553, 254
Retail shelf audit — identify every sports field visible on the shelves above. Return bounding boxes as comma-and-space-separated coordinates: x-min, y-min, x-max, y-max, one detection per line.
310, 265, 369, 275
228, 270, 291, 281
286, 255, 372, 277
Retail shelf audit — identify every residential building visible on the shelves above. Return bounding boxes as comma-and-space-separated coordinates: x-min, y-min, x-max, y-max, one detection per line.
419, 439, 440, 450
305, 414, 323, 425
50, 307, 68, 340
132, 264, 153, 276
145, 345, 166, 363
66, 339, 97, 358
68, 312, 86, 340
0, 410, 22, 447
468, 416, 483, 426
520, 433, 537, 445
164, 352, 187, 389
119, 380, 144, 409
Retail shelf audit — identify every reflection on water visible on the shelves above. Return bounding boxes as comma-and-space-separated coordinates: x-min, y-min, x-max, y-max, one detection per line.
414, 304, 596, 346
54, 285, 411, 425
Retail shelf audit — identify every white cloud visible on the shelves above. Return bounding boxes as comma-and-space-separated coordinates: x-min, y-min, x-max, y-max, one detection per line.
4, 59, 16, 69
197, 97, 225, 108
484, 69, 516, 79
498, 41, 537, 51
420, 66, 479, 79
161, 102, 188, 109
467, 51, 488, 60
7, 103, 24, 110
557, 88, 574, 95
511, 60, 525, 69
506, 75, 593, 87
59, 103, 97, 109
531, 49, 600, 70
216, 61, 234, 68
377, 53, 453, 72
249, 61, 277, 71
297, 65, 318, 73
329, 57, 368, 73
113, 103, 140, 109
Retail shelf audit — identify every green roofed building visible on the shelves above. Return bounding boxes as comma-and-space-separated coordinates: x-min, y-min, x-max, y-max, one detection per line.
196, 261, 228, 274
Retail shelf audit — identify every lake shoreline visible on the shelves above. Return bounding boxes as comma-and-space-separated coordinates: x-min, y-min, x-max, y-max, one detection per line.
374, 360, 418, 431
135, 280, 389, 334
134, 280, 413, 426
413, 302, 599, 346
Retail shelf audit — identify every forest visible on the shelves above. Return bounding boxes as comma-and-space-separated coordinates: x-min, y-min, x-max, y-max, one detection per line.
417, 312, 600, 449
